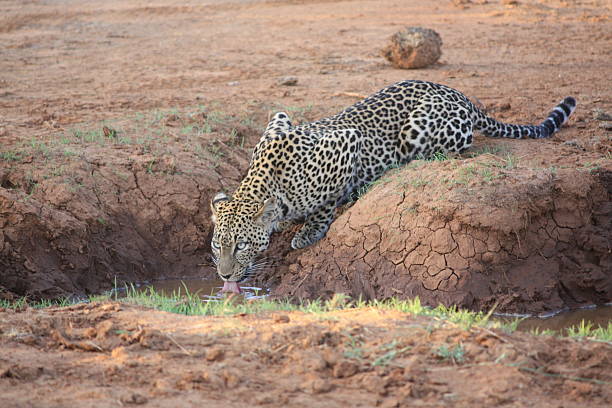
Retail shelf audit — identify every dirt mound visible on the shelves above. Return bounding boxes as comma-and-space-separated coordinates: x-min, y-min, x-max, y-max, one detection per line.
1, 302, 610, 407
273, 143, 612, 314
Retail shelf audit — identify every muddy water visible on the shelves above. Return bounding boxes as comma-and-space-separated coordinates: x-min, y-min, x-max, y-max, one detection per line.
511, 305, 612, 334
126, 278, 268, 301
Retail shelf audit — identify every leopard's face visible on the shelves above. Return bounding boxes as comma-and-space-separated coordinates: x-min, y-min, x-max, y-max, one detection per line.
210, 193, 277, 282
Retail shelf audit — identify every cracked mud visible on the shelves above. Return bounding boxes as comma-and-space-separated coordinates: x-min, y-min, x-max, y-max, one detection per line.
274, 146, 611, 314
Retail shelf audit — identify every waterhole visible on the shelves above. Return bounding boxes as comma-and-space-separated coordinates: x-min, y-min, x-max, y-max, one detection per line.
123, 277, 268, 301
511, 305, 612, 334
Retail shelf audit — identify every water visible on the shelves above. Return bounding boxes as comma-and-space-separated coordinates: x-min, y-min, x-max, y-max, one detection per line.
511, 305, 612, 334
123, 278, 268, 301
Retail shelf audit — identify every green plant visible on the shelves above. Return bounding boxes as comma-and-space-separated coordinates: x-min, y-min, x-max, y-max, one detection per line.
343, 334, 364, 361
435, 344, 465, 364
0, 150, 22, 161
373, 341, 411, 366
566, 320, 595, 338
428, 151, 451, 162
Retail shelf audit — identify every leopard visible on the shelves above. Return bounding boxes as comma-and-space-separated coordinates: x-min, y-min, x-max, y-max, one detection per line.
209, 80, 576, 293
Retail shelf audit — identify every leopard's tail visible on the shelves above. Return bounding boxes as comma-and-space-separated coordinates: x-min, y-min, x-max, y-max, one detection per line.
473, 97, 577, 139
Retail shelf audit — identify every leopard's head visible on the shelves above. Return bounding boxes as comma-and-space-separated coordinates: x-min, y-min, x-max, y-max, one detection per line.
210, 193, 279, 286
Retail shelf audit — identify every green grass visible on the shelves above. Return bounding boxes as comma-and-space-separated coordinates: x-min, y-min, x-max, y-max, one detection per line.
373, 341, 412, 366
435, 344, 465, 364
0, 150, 22, 161
2, 289, 610, 343
567, 320, 612, 342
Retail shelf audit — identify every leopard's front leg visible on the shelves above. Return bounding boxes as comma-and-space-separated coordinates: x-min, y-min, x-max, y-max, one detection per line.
291, 202, 336, 249
274, 220, 298, 233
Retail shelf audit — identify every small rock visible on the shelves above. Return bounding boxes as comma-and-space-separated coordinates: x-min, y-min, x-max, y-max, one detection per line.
254, 394, 275, 405
332, 360, 359, 378
600, 122, 612, 131
227, 81, 240, 86
273, 314, 290, 323
382, 27, 442, 69
563, 140, 585, 150
222, 368, 241, 388
120, 393, 148, 405
100, 304, 121, 312
95, 320, 114, 338
153, 378, 174, 393
362, 374, 389, 396
302, 378, 333, 394
593, 109, 612, 121
205, 347, 225, 362
277, 76, 298, 86
498, 102, 511, 111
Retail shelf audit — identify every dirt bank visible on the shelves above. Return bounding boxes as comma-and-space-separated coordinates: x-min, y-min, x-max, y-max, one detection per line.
273, 142, 611, 314
1, 0, 611, 309
0, 302, 610, 408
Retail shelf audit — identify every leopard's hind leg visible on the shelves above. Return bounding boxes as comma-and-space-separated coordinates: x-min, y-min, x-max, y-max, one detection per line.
398, 96, 474, 161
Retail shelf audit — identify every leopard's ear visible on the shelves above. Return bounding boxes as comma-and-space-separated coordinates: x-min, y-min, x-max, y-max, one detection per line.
253, 197, 278, 226
210, 192, 230, 223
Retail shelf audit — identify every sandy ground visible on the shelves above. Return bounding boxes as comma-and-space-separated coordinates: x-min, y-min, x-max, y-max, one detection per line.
1, 301, 611, 408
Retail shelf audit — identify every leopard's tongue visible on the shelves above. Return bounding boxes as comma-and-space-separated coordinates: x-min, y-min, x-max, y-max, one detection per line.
221, 281, 242, 294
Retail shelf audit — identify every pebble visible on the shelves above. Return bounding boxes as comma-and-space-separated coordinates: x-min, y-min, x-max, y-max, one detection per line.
593, 109, 612, 121
205, 347, 225, 362
277, 76, 298, 86
273, 314, 290, 323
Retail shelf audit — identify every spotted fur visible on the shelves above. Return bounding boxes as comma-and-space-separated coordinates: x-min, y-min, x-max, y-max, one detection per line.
210, 80, 576, 283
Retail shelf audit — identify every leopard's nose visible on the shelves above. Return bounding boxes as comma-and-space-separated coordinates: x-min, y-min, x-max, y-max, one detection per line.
220, 273, 232, 280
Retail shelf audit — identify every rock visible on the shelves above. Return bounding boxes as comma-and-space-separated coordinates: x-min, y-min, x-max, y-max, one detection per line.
593, 109, 612, 121
332, 360, 359, 378
273, 314, 290, 323
277, 76, 298, 86
302, 378, 333, 394
120, 393, 148, 405
205, 347, 225, 362
600, 122, 612, 131
382, 27, 442, 69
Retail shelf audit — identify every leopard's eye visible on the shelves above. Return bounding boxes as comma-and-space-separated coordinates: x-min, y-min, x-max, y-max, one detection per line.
211, 240, 221, 250
236, 241, 248, 251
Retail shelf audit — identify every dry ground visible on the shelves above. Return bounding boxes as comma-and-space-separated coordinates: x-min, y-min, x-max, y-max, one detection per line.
0, 0, 611, 406
1, 302, 611, 408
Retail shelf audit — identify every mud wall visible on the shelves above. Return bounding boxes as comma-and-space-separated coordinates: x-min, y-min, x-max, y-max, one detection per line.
0, 139, 251, 299
273, 157, 612, 315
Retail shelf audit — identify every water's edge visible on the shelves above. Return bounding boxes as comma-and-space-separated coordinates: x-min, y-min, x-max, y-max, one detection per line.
116, 278, 610, 333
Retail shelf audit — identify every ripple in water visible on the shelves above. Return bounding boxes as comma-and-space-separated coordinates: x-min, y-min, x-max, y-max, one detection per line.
121, 278, 268, 301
